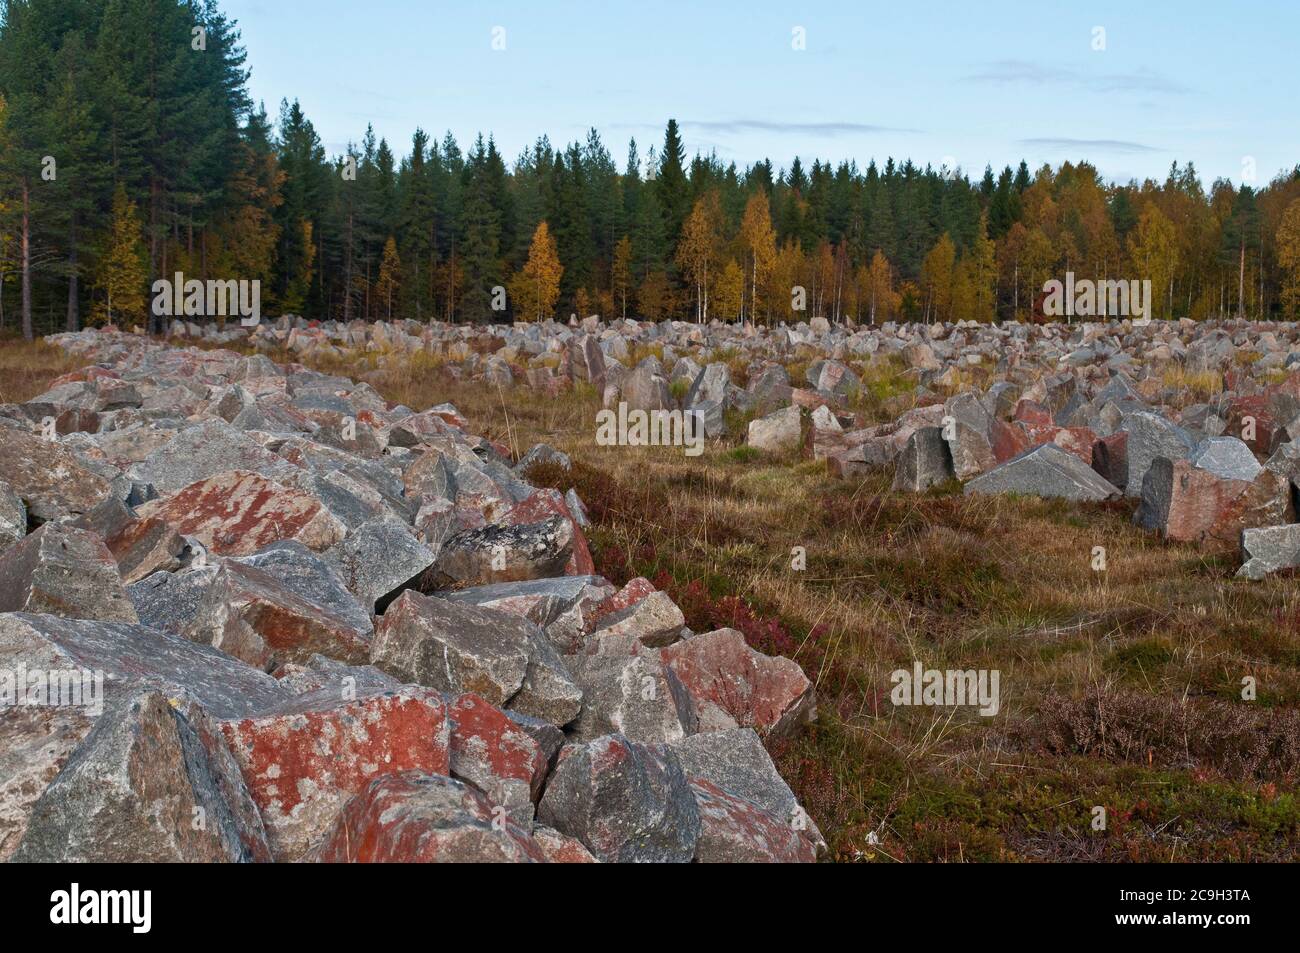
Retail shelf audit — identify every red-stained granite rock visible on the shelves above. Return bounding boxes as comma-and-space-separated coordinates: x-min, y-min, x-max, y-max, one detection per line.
1226, 395, 1282, 455
542, 576, 652, 655
1092, 430, 1129, 489
447, 693, 548, 824
0, 523, 138, 623
387, 410, 461, 448
1012, 399, 1054, 428
990, 418, 1029, 463
660, 628, 815, 739
531, 825, 598, 863
53, 408, 100, 436
1012, 420, 1097, 465
583, 590, 685, 655
218, 688, 451, 860
46, 366, 121, 389
0, 612, 291, 860
428, 515, 575, 588
1135, 457, 1292, 548
70, 497, 186, 584
371, 590, 531, 705
12, 691, 272, 863
586, 576, 657, 631
689, 778, 817, 863
536, 733, 700, 863
313, 771, 545, 863
136, 469, 346, 557
0, 429, 111, 522
566, 653, 698, 744
1047, 425, 1098, 464
186, 559, 373, 672
504, 488, 595, 576
442, 576, 615, 630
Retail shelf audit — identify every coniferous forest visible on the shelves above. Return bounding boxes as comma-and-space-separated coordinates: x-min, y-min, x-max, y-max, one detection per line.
4, 0, 1300, 340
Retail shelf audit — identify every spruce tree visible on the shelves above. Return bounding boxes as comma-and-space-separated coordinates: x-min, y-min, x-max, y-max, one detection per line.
656, 118, 688, 248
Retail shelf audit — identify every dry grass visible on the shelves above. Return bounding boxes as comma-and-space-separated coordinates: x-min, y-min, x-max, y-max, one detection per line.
1161, 366, 1224, 400
358, 357, 1300, 862
0, 334, 82, 404
422, 365, 1300, 862
11, 331, 1300, 862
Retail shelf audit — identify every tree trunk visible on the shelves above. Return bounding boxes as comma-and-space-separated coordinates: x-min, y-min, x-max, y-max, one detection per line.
749, 256, 756, 329
703, 260, 709, 323
157, 237, 168, 336
343, 210, 354, 322
21, 179, 33, 341
200, 226, 210, 325
1238, 241, 1246, 317
66, 240, 79, 332
149, 177, 160, 334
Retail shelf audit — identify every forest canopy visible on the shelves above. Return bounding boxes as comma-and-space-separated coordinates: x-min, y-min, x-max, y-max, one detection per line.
4, 0, 1300, 340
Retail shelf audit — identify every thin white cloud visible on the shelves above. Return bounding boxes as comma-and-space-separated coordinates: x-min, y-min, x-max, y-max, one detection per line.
967, 59, 1190, 95
684, 119, 922, 136
1020, 137, 1160, 155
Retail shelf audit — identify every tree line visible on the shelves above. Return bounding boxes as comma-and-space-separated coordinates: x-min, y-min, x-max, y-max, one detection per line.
5, 0, 1300, 340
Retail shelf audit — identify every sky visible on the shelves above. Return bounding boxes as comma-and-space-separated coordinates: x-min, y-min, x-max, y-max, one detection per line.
221, 0, 1299, 187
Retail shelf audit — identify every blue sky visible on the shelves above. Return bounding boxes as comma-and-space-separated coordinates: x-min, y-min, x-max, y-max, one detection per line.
223, 0, 1298, 186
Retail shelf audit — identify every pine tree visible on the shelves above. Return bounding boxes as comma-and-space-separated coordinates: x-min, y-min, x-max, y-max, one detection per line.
458, 136, 502, 322
611, 234, 632, 319
1221, 186, 1260, 318
221, 104, 282, 297
46, 30, 105, 332
511, 135, 554, 264
631, 181, 666, 282
275, 100, 328, 314
656, 119, 689, 250
583, 128, 620, 279
548, 142, 594, 307
398, 128, 436, 320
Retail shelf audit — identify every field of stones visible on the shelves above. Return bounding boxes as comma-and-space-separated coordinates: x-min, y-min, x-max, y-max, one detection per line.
3, 313, 1300, 862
